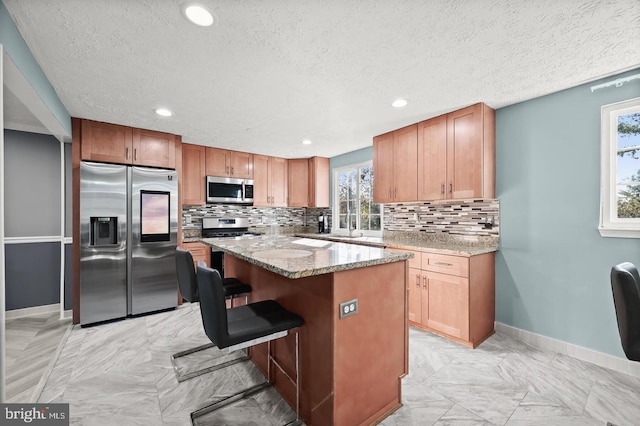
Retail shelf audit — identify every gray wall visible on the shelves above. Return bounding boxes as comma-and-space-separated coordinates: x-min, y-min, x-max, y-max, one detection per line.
64, 243, 72, 310
4, 129, 68, 310
495, 68, 640, 358
5, 242, 61, 310
4, 129, 60, 236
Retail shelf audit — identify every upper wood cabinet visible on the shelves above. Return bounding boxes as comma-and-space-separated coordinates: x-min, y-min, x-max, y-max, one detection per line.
80, 119, 176, 169
373, 124, 418, 203
205, 147, 253, 179
375, 103, 495, 203
132, 128, 176, 169
80, 120, 133, 164
288, 159, 310, 207
446, 103, 495, 199
308, 157, 329, 207
418, 103, 495, 200
288, 156, 330, 208
254, 155, 288, 207
417, 115, 447, 200
181, 144, 206, 205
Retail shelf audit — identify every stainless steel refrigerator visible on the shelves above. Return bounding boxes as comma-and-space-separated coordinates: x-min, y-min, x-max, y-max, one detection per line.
80, 161, 178, 325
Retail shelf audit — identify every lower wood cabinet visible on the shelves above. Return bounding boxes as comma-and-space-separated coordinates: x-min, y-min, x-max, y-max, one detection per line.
180, 242, 210, 268
399, 248, 495, 348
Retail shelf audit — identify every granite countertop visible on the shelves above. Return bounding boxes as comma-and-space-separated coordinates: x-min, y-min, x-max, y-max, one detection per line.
294, 232, 498, 256
200, 235, 413, 279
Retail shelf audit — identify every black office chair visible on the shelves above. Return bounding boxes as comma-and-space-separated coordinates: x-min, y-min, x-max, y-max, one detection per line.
610, 262, 640, 361
171, 247, 252, 381
191, 265, 304, 424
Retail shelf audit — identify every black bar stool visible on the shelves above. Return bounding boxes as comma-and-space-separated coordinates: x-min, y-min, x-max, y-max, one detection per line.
191, 264, 304, 425
171, 247, 252, 382
611, 262, 640, 361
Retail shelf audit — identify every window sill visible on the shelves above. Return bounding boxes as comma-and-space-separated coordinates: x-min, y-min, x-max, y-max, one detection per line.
598, 226, 640, 238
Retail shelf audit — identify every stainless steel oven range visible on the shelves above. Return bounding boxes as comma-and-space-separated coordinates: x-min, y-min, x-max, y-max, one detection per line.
201, 217, 261, 278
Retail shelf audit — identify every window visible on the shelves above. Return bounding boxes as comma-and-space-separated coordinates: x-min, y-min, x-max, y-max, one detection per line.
599, 97, 640, 237
333, 161, 382, 236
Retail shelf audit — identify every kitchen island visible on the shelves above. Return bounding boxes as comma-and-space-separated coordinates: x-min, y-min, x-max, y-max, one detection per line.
201, 235, 412, 426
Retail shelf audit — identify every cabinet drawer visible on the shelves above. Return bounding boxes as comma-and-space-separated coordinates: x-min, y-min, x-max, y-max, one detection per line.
422, 253, 469, 277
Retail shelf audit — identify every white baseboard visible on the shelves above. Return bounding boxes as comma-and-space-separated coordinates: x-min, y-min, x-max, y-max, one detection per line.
6, 303, 62, 320
495, 322, 640, 379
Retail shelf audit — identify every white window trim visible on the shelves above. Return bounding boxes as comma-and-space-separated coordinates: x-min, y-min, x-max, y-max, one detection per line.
599, 97, 640, 238
332, 161, 383, 237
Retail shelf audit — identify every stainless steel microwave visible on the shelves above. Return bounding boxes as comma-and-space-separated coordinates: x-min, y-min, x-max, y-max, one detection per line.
206, 176, 254, 204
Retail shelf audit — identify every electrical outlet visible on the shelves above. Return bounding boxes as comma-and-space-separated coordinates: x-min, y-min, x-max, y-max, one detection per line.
339, 299, 358, 319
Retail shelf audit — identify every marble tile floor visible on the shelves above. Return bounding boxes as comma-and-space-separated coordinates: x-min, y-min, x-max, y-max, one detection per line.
29, 304, 640, 425
5, 311, 72, 403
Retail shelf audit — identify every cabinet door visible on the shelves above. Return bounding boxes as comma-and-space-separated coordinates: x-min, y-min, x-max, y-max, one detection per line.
81, 120, 132, 163
182, 144, 206, 205
417, 115, 447, 200
270, 157, 288, 207
309, 157, 330, 208
426, 271, 469, 340
373, 132, 394, 203
408, 267, 423, 323
288, 158, 310, 207
446, 103, 483, 199
393, 124, 418, 202
230, 151, 254, 179
132, 128, 176, 168
253, 154, 270, 206
206, 147, 230, 176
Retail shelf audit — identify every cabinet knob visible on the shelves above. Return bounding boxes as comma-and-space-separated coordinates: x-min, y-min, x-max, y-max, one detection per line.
394, 187, 397, 198
449, 182, 453, 194
441, 183, 445, 194
134, 149, 137, 161
125, 147, 129, 159
416, 275, 420, 287
422, 276, 427, 289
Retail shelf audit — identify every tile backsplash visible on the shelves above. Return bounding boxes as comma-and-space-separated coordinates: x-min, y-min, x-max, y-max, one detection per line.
182, 204, 331, 233
384, 199, 499, 236
183, 199, 497, 238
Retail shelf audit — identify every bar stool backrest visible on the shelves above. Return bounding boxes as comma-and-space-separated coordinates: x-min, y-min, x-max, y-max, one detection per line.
611, 262, 640, 361
176, 247, 198, 303
197, 265, 230, 347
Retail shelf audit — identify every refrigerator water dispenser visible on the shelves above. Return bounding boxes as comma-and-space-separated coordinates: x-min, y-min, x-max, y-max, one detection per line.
90, 217, 118, 246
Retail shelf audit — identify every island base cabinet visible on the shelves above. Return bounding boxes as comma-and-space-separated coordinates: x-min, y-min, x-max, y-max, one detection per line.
224, 256, 408, 426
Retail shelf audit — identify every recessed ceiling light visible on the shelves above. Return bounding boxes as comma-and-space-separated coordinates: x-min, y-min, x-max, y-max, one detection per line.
182, 4, 215, 27
392, 99, 408, 108
301, 139, 313, 145
155, 108, 173, 117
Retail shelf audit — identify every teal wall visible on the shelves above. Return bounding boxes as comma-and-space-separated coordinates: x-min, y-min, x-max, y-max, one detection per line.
0, 0, 71, 135
495, 68, 640, 358
329, 146, 373, 205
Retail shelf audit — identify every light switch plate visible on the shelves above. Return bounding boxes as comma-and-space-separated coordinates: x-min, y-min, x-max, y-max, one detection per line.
339, 298, 358, 319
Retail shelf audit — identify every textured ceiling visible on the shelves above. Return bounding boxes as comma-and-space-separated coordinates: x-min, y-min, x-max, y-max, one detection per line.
3, 0, 640, 158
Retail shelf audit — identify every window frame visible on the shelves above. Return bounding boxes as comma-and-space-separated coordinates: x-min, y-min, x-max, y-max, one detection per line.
332, 161, 383, 237
599, 97, 640, 238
